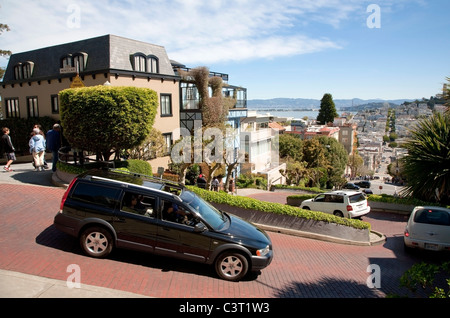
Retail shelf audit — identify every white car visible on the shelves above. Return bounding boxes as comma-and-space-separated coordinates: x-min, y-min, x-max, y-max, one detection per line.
404, 206, 450, 252
300, 190, 370, 218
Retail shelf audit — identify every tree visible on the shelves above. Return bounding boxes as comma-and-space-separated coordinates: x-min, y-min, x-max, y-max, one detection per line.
176, 66, 236, 190
401, 112, 450, 204
59, 86, 158, 161
0, 23, 11, 80
278, 134, 303, 162
317, 93, 338, 124
318, 136, 348, 188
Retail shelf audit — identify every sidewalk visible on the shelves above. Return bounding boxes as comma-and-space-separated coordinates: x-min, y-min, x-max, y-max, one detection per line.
0, 269, 149, 298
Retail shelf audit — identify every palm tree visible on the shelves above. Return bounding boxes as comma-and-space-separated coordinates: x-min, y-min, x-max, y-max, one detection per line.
401, 112, 450, 204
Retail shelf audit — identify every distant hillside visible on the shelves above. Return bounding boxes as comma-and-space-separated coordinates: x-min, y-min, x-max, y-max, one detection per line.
248, 98, 415, 110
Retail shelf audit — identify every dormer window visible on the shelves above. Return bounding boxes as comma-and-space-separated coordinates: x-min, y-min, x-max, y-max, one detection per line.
14, 63, 23, 80
61, 54, 73, 68
22, 61, 34, 79
148, 55, 158, 73
73, 52, 88, 73
60, 52, 88, 73
14, 61, 35, 80
133, 53, 147, 72
131, 53, 159, 73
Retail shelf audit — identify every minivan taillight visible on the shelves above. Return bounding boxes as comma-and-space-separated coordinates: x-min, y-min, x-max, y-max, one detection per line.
60, 177, 77, 211
347, 205, 353, 211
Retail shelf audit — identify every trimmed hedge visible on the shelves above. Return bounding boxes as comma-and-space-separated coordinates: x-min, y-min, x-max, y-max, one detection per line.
57, 159, 152, 176
367, 194, 449, 208
188, 186, 371, 230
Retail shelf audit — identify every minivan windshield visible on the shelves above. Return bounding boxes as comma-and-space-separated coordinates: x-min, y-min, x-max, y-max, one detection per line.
180, 190, 227, 230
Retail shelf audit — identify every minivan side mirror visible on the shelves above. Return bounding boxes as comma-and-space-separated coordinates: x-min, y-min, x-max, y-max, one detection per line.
194, 222, 207, 233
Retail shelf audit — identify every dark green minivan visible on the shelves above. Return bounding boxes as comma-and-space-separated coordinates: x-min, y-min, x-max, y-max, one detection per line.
54, 168, 273, 281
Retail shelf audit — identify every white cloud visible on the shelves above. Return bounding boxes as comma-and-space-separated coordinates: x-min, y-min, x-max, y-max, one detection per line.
0, 0, 406, 65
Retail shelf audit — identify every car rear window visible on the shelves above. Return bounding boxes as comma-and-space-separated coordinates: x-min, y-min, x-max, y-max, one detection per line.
414, 208, 450, 226
71, 182, 120, 209
349, 193, 366, 203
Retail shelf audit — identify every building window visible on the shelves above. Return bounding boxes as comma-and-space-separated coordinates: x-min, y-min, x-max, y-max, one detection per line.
148, 56, 158, 73
160, 94, 172, 116
27, 96, 39, 118
14, 64, 23, 80
181, 82, 200, 110
61, 55, 73, 68
73, 53, 87, 73
163, 133, 172, 155
5, 98, 20, 118
133, 54, 147, 72
51, 94, 59, 114
22, 62, 34, 79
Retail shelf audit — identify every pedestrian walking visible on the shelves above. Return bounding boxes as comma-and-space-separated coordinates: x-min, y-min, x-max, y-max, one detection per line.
46, 123, 61, 172
32, 124, 49, 169
229, 178, 235, 194
29, 130, 46, 171
211, 176, 219, 191
1, 127, 16, 172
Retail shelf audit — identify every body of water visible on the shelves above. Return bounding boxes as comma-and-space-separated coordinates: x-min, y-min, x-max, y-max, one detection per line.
250, 109, 356, 120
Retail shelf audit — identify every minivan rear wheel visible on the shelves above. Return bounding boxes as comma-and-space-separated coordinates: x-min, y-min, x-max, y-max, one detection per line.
80, 226, 113, 258
215, 251, 248, 282
333, 211, 344, 217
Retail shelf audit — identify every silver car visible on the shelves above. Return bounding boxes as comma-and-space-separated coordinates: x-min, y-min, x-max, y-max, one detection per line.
404, 206, 450, 252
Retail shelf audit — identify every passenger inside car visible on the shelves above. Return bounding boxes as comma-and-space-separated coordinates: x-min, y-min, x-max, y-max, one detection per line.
121, 193, 154, 216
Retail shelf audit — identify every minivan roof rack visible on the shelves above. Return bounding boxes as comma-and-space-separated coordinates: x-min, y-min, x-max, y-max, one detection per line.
106, 167, 185, 189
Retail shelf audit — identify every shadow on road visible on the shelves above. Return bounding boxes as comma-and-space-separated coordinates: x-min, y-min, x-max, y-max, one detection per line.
35, 224, 261, 282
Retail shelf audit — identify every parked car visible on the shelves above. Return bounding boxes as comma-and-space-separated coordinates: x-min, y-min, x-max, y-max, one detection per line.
54, 168, 273, 281
362, 188, 373, 195
355, 181, 371, 188
404, 206, 450, 252
343, 183, 360, 190
300, 190, 370, 218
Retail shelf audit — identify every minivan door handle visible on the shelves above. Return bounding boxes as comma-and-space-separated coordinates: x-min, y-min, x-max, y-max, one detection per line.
114, 217, 126, 222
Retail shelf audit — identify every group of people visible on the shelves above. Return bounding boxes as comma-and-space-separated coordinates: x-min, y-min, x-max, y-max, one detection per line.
196, 173, 235, 193
29, 123, 62, 172
1, 123, 62, 172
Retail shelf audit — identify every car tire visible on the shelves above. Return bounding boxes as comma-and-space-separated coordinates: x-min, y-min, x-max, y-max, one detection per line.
215, 251, 248, 282
80, 226, 113, 258
302, 206, 310, 210
333, 211, 344, 217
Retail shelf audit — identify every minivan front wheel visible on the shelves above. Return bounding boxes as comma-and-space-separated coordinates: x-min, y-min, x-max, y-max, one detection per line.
215, 252, 248, 282
80, 227, 113, 258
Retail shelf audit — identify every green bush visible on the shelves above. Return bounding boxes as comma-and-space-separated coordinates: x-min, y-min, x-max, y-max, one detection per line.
398, 262, 450, 298
367, 194, 449, 208
59, 86, 158, 159
57, 159, 152, 176
271, 184, 326, 193
188, 186, 371, 230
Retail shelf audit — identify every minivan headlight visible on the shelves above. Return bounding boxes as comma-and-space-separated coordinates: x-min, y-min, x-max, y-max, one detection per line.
256, 245, 270, 256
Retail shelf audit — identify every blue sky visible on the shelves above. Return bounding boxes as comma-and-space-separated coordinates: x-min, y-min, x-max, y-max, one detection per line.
1, 0, 449, 100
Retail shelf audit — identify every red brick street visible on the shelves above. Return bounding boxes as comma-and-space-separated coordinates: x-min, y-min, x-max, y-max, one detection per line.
2, 181, 441, 299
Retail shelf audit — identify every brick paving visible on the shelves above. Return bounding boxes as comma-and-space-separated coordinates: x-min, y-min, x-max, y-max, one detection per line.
0, 182, 447, 298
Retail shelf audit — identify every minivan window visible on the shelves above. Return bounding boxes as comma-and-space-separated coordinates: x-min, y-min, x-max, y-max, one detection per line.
71, 183, 120, 208
414, 209, 450, 226
349, 193, 366, 203
180, 190, 226, 229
